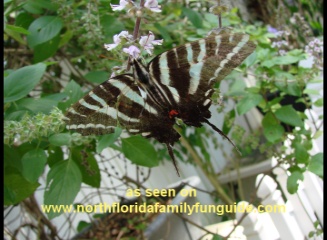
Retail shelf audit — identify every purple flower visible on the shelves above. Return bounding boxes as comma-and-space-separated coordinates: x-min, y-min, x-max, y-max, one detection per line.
104, 31, 133, 51
139, 31, 163, 55
144, 0, 161, 12
110, 0, 133, 11
267, 25, 278, 34
123, 45, 141, 58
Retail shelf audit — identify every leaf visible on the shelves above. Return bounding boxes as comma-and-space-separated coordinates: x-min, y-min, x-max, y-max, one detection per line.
59, 29, 73, 48
27, 16, 62, 48
44, 160, 82, 219
33, 34, 60, 62
14, 98, 58, 114
262, 112, 284, 142
47, 146, 64, 168
154, 23, 172, 42
212, 234, 223, 240
100, 15, 125, 38
96, 127, 122, 153
4, 26, 26, 45
308, 153, 323, 177
21, 149, 47, 183
4, 167, 40, 205
23, 0, 57, 14
57, 80, 84, 111
275, 105, 303, 127
287, 171, 304, 194
237, 93, 263, 115
71, 147, 101, 188
15, 12, 34, 29
182, 7, 203, 28
49, 133, 72, 146
77, 221, 92, 233
6, 24, 30, 35
121, 136, 159, 167
4, 63, 47, 103
222, 109, 235, 134
294, 142, 309, 164
84, 71, 110, 84
313, 98, 323, 107
4, 145, 23, 171
262, 55, 304, 68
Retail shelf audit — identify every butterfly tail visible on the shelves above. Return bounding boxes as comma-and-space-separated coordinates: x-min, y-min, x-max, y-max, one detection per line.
166, 143, 181, 177
203, 119, 242, 156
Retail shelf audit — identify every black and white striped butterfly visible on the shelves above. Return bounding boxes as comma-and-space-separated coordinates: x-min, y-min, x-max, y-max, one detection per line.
64, 30, 256, 176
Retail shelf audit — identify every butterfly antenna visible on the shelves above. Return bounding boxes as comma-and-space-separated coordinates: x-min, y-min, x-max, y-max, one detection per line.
203, 119, 242, 156
166, 143, 181, 177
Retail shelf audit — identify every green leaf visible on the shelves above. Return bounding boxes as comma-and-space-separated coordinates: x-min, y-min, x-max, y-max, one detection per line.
84, 71, 110, 84
47, 146, 64, 168
77, 221, 91, 233
33, 34, 60, 62
287, 171, 304, 194
275, 105, 303, 127
182, 7, 203, 28
21, 149, 47, 183
15, 12, 34, 29
27, 16, 62, 48
58, 80, 84, 111
100, 15, 125, 38
49, 133, 72, 146
294, 142, 309, 164
154, 23, 172, 42
96, 127, 122, 153
4, 63, 47, 103
6, 24, 30, 35
59, 29, 73, 48
14, 98, 58, 114
44, 160, 82, 219
237, 93, 263, 115
4, 167, 40, 205
313, 98, 323, 107
23, 0, 56, 14
71, 147, 101, 188
4, 145, 23, 171
222, 109, 235, 134
308, 153, 323, 177
121, 136, 159, 167
212, 234, 223, 240
262, 112, 284, 142
262, 55, 304, 68
4, 26, 26, 45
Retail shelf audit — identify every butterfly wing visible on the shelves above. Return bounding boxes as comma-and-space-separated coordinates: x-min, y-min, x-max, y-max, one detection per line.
64, 74, 180, 144
148, 32, 256, 126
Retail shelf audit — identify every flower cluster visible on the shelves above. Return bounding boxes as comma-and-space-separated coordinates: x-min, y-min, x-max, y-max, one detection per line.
305, 38, 323, 56
104, 31, 163, 58
305, 38, 323, 68
105, 0, 163, 76
267, 26, 291, 56
4, 108, 65, 145
111, 0, 161, 13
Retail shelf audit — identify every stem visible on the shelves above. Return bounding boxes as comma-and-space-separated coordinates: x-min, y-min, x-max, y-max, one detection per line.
178, 134, 234, 206
217, 0, 222, 28
127, 0, 145, 70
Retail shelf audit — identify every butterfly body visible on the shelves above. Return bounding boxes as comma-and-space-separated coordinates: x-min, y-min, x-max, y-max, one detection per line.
65, 31, 256, 176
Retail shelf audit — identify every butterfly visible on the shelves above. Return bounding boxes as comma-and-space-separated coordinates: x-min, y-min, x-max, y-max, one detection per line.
64, 30, 256, 177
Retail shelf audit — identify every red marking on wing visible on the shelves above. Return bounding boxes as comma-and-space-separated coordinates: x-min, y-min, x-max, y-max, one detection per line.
169, 109, 179, 119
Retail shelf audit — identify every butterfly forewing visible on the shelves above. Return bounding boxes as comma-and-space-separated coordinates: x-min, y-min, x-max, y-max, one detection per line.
147, 32, 255, 128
